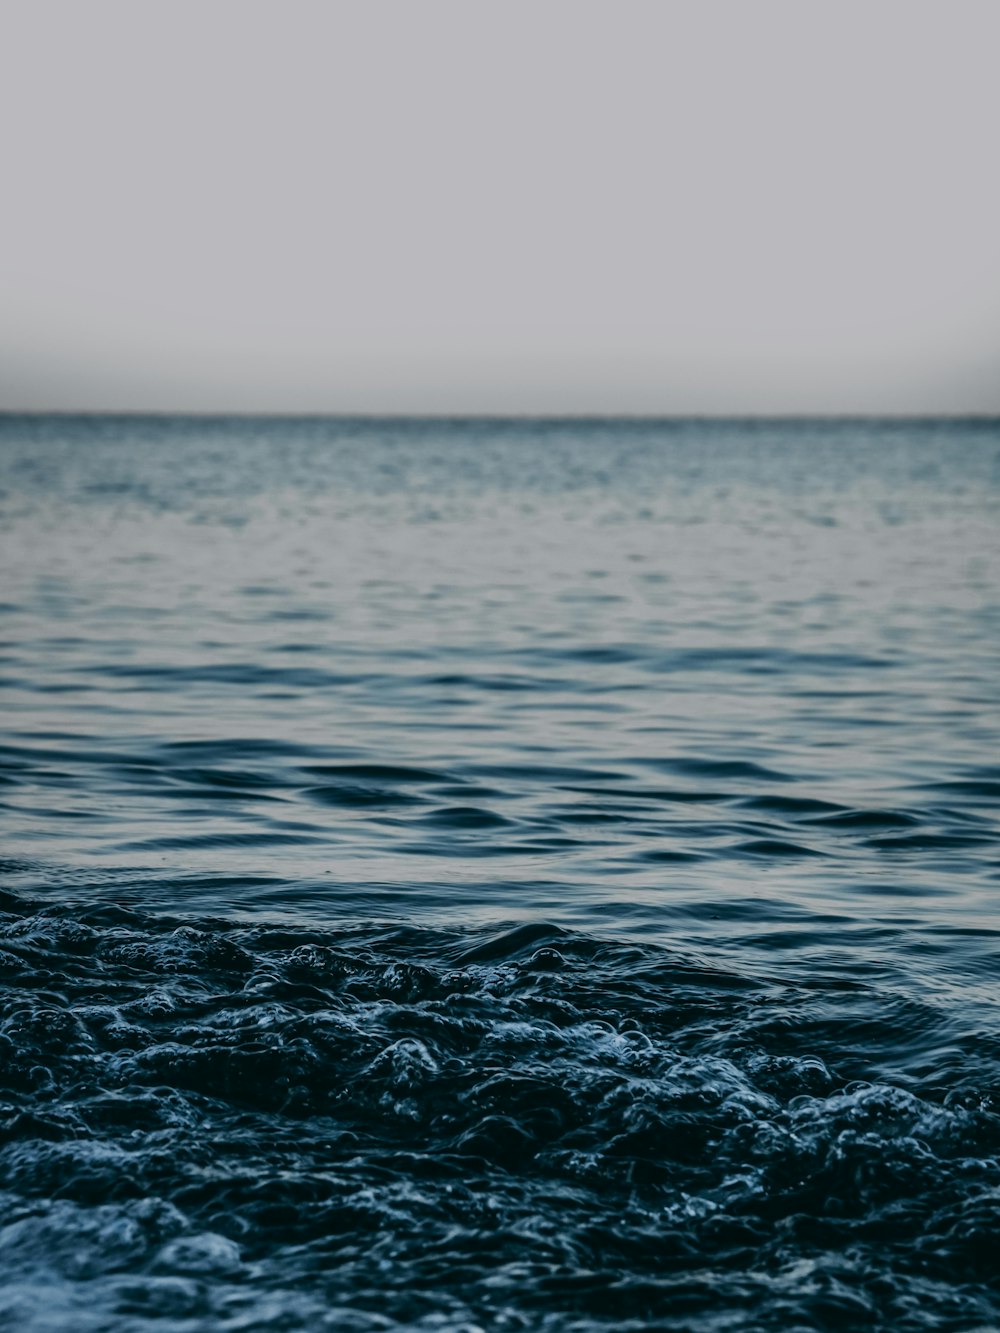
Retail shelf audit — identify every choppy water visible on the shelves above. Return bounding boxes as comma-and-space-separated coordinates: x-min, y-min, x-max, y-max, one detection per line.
1, 415, 999, 1331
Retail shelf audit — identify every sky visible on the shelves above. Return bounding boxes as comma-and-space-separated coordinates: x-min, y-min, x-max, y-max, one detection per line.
2, 0, 999, 415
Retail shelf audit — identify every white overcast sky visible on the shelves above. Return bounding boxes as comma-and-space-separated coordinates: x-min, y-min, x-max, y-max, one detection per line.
2, 0, 999, 413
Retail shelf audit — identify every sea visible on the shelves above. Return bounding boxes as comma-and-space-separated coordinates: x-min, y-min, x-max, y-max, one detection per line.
1, 414, 999, 1332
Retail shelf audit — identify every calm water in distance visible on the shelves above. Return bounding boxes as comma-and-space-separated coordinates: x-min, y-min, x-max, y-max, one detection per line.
1, 415, 999, 1330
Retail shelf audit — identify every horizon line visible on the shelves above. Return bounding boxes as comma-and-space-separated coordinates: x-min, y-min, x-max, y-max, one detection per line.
2, 409, 1000, 425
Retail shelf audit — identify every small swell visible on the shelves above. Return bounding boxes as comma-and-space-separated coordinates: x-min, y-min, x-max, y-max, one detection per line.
418, 805, 513, 829
304, 784, 425, 808
729, 838, 826, 858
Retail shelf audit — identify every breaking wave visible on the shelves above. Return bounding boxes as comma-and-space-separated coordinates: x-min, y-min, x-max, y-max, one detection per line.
2, 890, 999, 1331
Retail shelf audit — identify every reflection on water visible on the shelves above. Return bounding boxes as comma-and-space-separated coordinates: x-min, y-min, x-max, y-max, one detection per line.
1, 415, 999, 1329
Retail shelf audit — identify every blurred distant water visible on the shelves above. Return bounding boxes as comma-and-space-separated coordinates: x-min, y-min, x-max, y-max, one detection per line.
1, 415, 999, 1331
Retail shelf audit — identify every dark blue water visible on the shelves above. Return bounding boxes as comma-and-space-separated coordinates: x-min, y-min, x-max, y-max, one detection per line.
2, 415, 999, 1330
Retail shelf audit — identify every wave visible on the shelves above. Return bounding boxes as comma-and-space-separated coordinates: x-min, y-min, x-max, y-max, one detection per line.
1, 891, 998, 1331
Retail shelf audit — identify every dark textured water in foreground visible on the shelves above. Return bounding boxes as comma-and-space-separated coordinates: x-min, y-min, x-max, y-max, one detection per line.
1, 415, 999, 1331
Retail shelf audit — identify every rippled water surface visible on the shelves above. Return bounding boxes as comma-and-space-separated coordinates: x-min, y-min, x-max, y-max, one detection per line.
1, 416, 999, 1330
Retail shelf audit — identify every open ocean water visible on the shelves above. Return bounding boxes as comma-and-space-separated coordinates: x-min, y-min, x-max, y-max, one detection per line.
1, 414, 999, 1332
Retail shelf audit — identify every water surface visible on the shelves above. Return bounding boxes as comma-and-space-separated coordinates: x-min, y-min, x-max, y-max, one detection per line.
1, 416, 999, 1329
